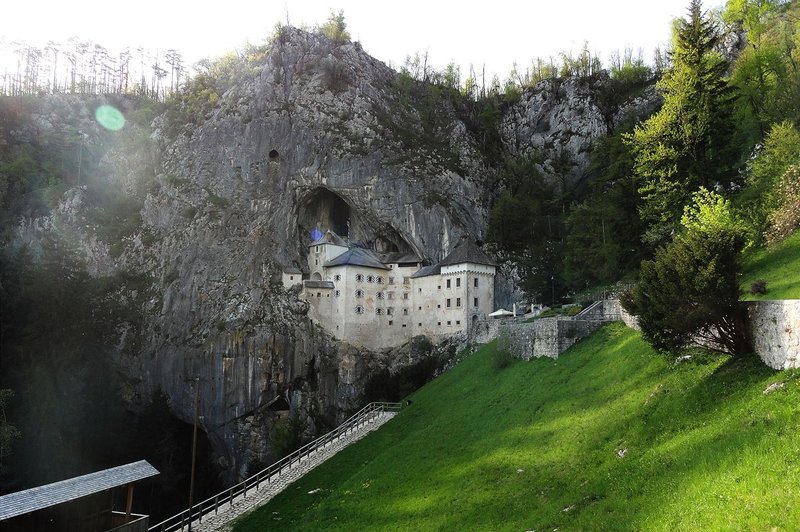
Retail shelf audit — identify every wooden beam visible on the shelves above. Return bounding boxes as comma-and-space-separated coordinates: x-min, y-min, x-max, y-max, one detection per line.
125, 484, 134, 523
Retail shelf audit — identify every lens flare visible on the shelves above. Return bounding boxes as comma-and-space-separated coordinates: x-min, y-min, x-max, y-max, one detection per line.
95, 105, 125, 131
310, 228, 324, 241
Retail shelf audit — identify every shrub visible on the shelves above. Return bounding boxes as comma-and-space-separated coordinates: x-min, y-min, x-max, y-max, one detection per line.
750, 279, 768, 295
270, 414, 306, 459
492, 335, 515, 370
765, 165, 800, 245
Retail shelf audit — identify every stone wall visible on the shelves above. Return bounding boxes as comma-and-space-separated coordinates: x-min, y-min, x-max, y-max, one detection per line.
498, 318, 603, 360
746, 300, 800, 370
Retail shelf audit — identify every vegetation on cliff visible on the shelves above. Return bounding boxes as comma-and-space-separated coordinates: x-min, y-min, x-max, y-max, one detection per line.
236, 323, 800, 530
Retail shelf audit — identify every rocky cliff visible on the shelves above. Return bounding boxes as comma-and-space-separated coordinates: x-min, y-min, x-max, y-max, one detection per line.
1, 27, 660, 484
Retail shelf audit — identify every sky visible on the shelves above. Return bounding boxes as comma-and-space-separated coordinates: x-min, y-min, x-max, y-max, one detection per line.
1, 0, 724, 80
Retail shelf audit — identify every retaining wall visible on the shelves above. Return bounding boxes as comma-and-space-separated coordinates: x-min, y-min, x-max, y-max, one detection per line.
746, 299, 800, 370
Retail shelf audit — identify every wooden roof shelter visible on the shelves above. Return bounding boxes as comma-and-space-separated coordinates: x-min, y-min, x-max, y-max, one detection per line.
0, 460, 159, 531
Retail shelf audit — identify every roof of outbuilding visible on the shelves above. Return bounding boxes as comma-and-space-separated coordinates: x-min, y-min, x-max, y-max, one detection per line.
0, 460, 159, 521
410, 264, 441, 279
304, 280, 335, 289
324, 248, 389, 270
439, 241, 496, 267
380, 252, 421, 265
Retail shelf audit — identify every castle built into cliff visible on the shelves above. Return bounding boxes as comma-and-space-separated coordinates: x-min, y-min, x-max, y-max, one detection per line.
282, 230, 496, 350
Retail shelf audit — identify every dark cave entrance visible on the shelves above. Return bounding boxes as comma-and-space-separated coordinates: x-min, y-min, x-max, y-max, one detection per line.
295, 186, 418, 259
297, 187, 351, 239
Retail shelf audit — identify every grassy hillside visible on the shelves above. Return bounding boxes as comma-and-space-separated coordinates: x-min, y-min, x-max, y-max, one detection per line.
740, 230, 800, 300
234, 324, 800, 531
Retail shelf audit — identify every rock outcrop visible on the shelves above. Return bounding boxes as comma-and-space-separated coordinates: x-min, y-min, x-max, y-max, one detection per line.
2, 27, 661, 483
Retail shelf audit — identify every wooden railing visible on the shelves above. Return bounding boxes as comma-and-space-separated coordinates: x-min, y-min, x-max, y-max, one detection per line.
149, 402, 402, 532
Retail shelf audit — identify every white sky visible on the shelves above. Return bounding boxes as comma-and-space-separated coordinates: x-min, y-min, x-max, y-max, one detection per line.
1, 0, 723, 80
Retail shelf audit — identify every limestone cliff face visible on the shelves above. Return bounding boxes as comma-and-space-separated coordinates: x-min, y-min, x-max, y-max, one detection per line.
3, 28, 662, 484
125, 27, 496, 479
501, 74, 659, 187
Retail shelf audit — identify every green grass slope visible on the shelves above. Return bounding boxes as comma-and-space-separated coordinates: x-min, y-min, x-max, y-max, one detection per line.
235, 324, 800, 531
741, 230, 800, 300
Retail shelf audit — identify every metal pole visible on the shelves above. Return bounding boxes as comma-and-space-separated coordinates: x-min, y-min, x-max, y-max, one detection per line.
188, 377, 199, 531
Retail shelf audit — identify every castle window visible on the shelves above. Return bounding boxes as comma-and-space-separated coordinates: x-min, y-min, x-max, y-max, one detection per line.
438, 285, 441, 290
446, 299, 451, 308
447, 321, 451, 325
367, 275, 375, 283
403, 308, 408, 315
334, 274, 341, 281
356, 274, 364, 282
456, 320, 461, 325
474, 297, 478, 307
456, 298, 461, 307
389, 277, 394, 284
418, 306, 422, 310
317, 292, 321, 298
290, 275, 294, 280
387, 307, 393, 315
355, 289, 365, 298
387, 292, 394, 300
315, 246, 320, 254
418, 323, 422, 327
474, 277, 479, 288
376, 276, 384, 284
315, 259, 318, 265
403, 276, 410, 285
389, 320, 393, 325
335, 290, 341, 297
446, 279, 451, 288
403, 293, 409, 300
402, 324, 407, 327
437, 304, 441, 308
376, 308, 384, 315
377, 292, 385, 300
456, 277, 461, 287
438, 322, 441, 326
354, 305, 365, 314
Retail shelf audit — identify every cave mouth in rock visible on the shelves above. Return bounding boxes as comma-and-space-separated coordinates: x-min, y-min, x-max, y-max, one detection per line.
296, 187, 416, 257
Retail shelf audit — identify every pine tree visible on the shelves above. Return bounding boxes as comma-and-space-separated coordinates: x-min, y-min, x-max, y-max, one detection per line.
628, 0, 736, 245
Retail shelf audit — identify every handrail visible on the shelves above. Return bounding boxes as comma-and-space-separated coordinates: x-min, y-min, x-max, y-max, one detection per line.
149, 402, 401, 532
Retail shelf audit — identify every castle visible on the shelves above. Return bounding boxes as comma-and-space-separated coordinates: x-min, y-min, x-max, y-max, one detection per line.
282, 230, 497, 350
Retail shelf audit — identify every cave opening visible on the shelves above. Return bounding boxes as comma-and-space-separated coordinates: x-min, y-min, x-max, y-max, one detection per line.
295, 187, 417, 262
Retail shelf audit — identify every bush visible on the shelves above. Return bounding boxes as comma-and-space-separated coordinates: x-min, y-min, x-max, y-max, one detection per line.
492, 335, 515, 370
765, 165, 800, 245
750, 279, 768, 295
270, 414, 306, 459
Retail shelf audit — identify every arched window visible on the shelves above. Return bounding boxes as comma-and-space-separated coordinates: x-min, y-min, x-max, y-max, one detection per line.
355, 274, 364, 282
376, 292, 384, 300
376, 308, 384, 315
354, 305, 365, 314
376, 276, 384, 284
355, 289, 365, 298
367, 275, 375, 283
334, 274, 341, 281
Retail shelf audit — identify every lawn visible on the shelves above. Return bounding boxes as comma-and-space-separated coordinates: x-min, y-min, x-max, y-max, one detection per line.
741, 230, 800, 300
234, 323, 800, 531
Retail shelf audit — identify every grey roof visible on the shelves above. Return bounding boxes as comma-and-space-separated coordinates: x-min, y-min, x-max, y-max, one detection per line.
310, 230, 348, 248
380, 252, 421, 265
410, 264, 441, 279
439, 241, 496, 267
283, 265, 302, 274
0, 460, 159, 521
324, 248, 389, 270
304, 280, 335, 289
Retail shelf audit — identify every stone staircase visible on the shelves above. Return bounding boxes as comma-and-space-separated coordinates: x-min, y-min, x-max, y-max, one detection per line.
149, 403, 401, 532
